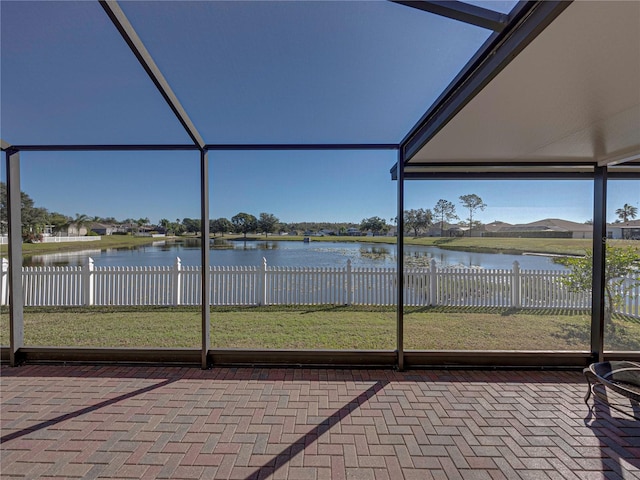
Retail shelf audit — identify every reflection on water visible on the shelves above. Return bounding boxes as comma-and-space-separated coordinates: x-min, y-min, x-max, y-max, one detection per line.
27, 250, 102, 267
405, 250, 471, 268
228, 240, 280, 251
359, 246, 392, 261
20, 240, 567, 271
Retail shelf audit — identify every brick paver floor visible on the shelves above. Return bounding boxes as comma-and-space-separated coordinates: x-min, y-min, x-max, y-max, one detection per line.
1, 365, 638, 479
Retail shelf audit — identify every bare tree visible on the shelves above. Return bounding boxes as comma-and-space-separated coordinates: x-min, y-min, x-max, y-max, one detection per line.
433, 199, 458, 237
459, 194, 486, 237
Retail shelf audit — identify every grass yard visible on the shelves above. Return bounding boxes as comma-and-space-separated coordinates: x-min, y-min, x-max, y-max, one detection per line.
2, 305, 638, 351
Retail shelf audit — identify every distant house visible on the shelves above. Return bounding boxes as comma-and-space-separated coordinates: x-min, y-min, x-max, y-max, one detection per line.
607, 219, 640, 240
523, 219, 592, 239
447, 225, 469, 237
426, 222, 455, 237
485, 218, 592, 239
135, 225, 167, 237
90, 223, 116, 236
444, 223, 487, 237
58, 222, 88, 237
484, 221, 512, 233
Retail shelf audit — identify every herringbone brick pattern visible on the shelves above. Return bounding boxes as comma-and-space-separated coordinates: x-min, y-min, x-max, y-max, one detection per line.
1, 365, 638, 479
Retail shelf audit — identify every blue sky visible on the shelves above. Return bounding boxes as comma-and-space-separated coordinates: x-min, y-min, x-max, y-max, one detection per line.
2, 1, 638, 226
14, 150, 639, 226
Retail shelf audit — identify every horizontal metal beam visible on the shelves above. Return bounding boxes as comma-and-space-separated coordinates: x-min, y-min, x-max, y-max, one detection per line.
205, 144, 399, 151
597, 150, 640, 167
404, 351, 593, 368
400, 171, 595, 180
608, 171, 640, 179
401, 1, 571, 162
602, 351, 640, 363
402, 160, 597, 168
209, 349, 398, 368
3, 347, 625, 370
11, 144, 200, 152
13, 347, 201, 365
391, 0, 509, 32
390, 159, 599, 180
99, 1, 206, 151
390, 161, 640, 180
9, 144, 398, 152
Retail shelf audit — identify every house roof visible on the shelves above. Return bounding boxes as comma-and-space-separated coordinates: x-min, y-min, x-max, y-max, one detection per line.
514, 218, 592, 232
484, 221, 513, 232
610, 219, 640, 229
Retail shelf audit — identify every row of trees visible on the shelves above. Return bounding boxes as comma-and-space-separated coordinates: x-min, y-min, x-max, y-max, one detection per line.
0, 183, 116, 240
2, 182, 637, 240
357, 195, 488, 238
166, 213, 282, 238
396, 194, 487, 238
0, 184, 487, 240
401, 198, 638, 237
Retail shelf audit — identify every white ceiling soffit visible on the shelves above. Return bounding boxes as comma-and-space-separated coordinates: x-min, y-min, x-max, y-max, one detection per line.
408, 0, 640, 168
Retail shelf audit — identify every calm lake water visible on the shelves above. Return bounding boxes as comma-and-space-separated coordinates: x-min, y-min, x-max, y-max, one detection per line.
24, 239, 567, 271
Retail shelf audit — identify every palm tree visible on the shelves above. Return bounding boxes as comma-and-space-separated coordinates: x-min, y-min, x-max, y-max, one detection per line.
135, 217, 150, 234
616, 203, 638, 223
72, 213, 90, 236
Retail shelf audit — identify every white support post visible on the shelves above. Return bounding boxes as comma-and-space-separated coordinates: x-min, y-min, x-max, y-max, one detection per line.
512, 261, 521, 308
260, 257, 268, 306
1, 258, 8, 306
83, 257, 94, 306
7, 148, 24, 365
173, 257, 182, 306
346, 259, 352, 306
429, 259, 437, 306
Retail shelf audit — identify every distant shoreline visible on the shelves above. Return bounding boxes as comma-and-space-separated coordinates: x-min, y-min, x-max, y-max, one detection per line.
4, 234, 630, 260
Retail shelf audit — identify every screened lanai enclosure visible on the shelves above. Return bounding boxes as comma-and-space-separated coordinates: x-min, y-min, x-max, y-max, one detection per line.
2, 0, 639, 368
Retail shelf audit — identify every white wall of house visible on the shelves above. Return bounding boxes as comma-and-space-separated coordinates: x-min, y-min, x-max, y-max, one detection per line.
571, 230, 593, 239
61, 223, 88, 236
607, 226, 622, 239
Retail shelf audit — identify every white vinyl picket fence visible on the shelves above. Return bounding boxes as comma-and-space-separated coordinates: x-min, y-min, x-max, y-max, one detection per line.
1, 257, 639, 317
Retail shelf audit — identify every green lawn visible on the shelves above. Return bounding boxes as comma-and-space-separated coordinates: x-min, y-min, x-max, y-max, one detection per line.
1, 234, 168, 259
2, 305, 638, 351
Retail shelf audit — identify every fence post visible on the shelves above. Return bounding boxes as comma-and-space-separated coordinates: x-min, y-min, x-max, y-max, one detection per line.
346, 259, 352, 305
429, 259, 437, 306
1, 257, 8, 306
260, 257, 267, 306
512, 261, 521, 308
83, 257, 94, 306
173, 257, 182, 306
